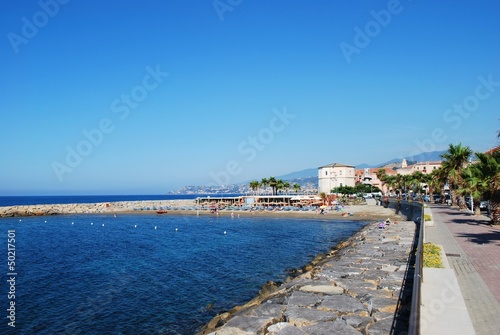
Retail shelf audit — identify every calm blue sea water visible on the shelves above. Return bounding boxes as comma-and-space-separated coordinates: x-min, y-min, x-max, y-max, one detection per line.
0, 213, 366, 334
0, 194, 243, 207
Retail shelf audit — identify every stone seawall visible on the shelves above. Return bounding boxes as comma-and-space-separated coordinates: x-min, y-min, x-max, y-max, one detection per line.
386, 200, 423, 222
198, 216, 417, 335
0, 199, 195, 217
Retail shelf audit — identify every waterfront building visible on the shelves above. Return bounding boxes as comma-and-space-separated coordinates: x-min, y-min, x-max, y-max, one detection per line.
396, 160, 442, 175
318, 163, 355, 194
355, 167, 397, 194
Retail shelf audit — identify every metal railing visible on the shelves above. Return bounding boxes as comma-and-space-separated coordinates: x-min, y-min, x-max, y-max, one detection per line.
408, 202, 424, 335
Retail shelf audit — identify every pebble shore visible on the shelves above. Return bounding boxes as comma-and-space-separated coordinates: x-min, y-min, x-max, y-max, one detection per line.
198, 216, 416, 335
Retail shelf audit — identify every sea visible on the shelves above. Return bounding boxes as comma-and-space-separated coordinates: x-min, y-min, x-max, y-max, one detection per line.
0, 195, 368, 334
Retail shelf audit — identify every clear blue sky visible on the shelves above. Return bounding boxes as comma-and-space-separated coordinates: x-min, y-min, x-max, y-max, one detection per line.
1, 0, 499, 195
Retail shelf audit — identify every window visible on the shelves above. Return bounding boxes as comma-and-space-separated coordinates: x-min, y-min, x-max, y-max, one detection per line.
325, 171, 328, 176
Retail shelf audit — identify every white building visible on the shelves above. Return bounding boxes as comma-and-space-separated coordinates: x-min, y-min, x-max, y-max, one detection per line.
318, 163, 356, 194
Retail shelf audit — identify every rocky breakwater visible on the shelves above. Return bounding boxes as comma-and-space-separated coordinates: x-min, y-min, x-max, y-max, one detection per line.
0, 199, 196, 217
199, 219, 416, 335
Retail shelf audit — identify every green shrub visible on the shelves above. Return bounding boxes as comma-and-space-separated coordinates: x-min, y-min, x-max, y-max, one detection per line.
424, 214, 432, 221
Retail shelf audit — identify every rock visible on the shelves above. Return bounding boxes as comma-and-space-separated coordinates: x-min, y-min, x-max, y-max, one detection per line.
370, 297, 398, 314
342, 314, 373, 328
286, 291, 323, 308
222, 315, 279, 335
207, 326, 253, 335
259, 281, 280, 296
380, 265, 399, 272
299, 284, 344, 295
285, 306, 336, 326
199, 312, 231, 334
300, 319, 362, 335
365, 316, 394, 335
243, 303, 285, 318
319, 294, 367, 313
267, 322, 304, 335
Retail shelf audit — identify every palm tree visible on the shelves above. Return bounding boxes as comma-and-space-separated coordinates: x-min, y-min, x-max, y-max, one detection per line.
319, 192, 326, 205
426, 169, 439, 203
411, 171, 425, 200
384, 175, 397, 196
268, 176, 278, 195
293, 183, 301, 194
432, 166, 449, 204
249, 180, 260, 195
459, 165, 483, 215
440, 143, 473, 207
462, 151, 500, 223
403, 174, 413, 199
394, 174, 404, 198
283, 181, 290, 194
395, 174, 412, 199
276, 179, 285, 194
376, 169, 388, 194
260, 178, 269, 195
422, 171, 437, 202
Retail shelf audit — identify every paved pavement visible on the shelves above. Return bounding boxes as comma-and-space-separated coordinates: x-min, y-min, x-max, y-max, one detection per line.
425, 204, 500, 335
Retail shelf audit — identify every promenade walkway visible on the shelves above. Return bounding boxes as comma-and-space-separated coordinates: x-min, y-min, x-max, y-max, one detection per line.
424, 204, 500, 335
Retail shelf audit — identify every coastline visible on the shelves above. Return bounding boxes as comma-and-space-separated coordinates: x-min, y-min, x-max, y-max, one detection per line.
0, 198, 412, 333
0, 199, 401, 222
197, 209, 415, 335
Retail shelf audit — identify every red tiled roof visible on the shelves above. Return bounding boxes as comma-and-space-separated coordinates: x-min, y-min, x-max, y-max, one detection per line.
484, 146, 500, 155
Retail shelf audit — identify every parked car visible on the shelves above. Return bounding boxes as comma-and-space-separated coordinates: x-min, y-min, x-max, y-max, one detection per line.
479, 201, 490, 211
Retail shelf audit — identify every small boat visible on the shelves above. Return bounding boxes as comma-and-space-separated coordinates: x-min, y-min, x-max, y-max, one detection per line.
156, 210, 168, 214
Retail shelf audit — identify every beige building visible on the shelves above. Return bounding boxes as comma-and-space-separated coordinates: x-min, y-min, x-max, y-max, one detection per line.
355, 167, 397, 194
396, 159, 442, 175
318, 163, 355, 194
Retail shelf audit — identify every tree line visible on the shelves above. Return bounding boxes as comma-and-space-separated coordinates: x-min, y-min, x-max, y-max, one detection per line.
248, 177, 301, 195
376, 142, 500, 225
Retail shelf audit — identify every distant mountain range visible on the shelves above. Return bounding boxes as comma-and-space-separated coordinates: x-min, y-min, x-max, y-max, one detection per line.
172, 150, 446, 194
276, 150, 446, 179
